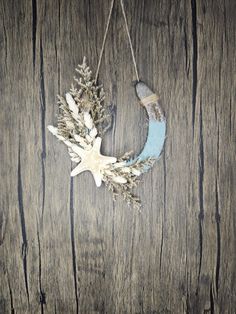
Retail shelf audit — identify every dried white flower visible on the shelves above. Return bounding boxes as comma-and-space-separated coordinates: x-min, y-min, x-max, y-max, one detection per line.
84, 112, 93, 129
65, 120, 75, 129
74, 134, 88, 147
113, 161, 126, 168
48, 126, 65, 141
104, 169, 114, 176
68, 148, 76, 157
48, 125, 57, 135
86, 134, 93, 143
121, 167, 131, 173
112, 176, 127, 184
70, 157, 81, 163
132, 169, 141, 176
89, 127, 97, 138
66, 93, 78, 116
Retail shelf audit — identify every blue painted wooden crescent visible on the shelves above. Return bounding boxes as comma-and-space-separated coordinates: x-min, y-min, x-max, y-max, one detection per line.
126, 82, 166, 171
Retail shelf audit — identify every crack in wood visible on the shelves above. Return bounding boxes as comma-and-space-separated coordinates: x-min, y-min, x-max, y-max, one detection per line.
7, 273, 14, 314
183, 24, 190, 78
37, 231, 46, 314
185, 276, 190, 314
0, 208, 7, 246
210, 284, 214, 314
229, 98, 232, 137
17, 143, 29, 302
1, 14, 8, 70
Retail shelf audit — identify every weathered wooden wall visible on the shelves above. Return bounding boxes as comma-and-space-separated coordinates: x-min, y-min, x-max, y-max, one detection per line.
0, 0, 235, 313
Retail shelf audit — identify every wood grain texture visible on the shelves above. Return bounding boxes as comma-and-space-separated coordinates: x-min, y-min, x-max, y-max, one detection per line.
0, 0, 235, 313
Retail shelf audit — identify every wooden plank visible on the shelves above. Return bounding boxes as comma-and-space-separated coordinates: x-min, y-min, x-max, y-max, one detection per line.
0, 0, 235, 313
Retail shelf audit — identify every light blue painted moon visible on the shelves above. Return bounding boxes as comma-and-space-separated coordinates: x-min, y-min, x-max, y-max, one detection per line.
126, 82, 166, 172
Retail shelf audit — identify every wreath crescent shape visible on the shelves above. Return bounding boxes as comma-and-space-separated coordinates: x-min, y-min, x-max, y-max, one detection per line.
48, 58, 166, 208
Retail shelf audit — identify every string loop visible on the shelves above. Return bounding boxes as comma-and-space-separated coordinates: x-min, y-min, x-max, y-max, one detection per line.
95, 0, 140, 83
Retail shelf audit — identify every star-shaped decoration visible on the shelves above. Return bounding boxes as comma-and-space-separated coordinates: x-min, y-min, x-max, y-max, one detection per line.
70, 137, 117, 187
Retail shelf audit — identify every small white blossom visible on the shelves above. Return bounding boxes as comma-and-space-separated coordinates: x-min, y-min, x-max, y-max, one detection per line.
66, 93, 78, 116
132, 168, 141, 176
84, 112, 93, 129
112, 176, 127, 184
89, 127, 97, 138
121, 167, 131, 173
86, 134, 93, 143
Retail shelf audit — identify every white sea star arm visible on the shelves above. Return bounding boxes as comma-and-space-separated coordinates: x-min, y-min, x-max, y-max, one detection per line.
103, 156, 117, 164
71, 163, 88, 177
93, 137, 102, 150
94, 137, 116, 164
92, 171, 103, 187
69, 135, 117, 186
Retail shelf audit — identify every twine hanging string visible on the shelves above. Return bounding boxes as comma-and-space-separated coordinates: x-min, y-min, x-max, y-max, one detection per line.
95, 0, 115, 82
95, 0, 140, 83
119, 0, 140, 81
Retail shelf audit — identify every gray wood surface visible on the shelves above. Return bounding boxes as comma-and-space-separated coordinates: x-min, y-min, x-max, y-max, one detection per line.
0, 0, 235, 313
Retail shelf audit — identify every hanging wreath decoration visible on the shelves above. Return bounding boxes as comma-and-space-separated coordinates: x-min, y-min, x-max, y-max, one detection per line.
48, 0, 166, 208
48, 58, 166, 208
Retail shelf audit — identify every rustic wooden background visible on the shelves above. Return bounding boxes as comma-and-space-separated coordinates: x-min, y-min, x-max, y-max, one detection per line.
0, 0, 235, 313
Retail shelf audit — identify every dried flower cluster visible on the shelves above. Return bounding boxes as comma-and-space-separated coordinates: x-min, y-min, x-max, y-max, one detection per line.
104, 156, 155, 209
48, 58, 154, 208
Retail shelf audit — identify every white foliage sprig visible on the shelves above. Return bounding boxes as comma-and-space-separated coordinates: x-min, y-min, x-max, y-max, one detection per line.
48, 58, 106, 157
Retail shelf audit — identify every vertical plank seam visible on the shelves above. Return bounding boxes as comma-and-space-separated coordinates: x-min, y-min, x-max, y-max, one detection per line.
2, 14, 8, 70
185, 197, 190, 312
40, 36, 46, 221
69, 175, 79, 313
191, 0, 198, 132
197, 100, 204, 287
57, 0, 61, 93
129, 214, 136, 312
32, 0, 37, 70
159, 150, 166, 278
215, 126, 221, 296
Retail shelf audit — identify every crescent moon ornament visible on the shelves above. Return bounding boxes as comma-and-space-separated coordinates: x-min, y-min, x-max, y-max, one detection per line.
48, 59, 166, 208
126, 82, 166, 168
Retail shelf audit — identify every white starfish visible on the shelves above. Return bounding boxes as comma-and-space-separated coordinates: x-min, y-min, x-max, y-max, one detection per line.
70, 137, 117, 187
